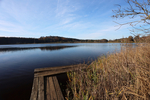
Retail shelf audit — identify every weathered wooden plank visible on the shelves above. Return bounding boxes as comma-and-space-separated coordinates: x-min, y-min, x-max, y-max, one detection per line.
34, 64, 86, 73
30, 77, 38, 100
45, 76, 65, 100
45, 77, 51, 100
34, 64, 87, 77
38, 76, 44, 100
49, 77, 58, 100
52, 76, 64, 100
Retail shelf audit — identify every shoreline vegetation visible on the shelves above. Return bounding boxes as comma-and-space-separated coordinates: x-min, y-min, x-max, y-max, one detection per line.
66, 43, 150, 100
1, 35, 150, 99
0, 35, 150, 44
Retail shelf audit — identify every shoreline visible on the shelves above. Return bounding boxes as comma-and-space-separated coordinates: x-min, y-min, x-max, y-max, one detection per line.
66, 43, 150, 99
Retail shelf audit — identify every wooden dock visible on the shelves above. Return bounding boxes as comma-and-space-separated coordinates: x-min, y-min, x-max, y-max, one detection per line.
30, 64, 87, 100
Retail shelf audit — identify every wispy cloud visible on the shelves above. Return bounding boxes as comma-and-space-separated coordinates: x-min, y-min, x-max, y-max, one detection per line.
59, 17, 77, 25
0, 0, 134, 39
55, 0, 79, 17
0, 20, 23, 33
78, 20, 132, 39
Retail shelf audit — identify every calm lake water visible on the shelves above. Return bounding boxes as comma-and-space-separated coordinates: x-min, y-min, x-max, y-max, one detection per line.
0, 43, 131, 100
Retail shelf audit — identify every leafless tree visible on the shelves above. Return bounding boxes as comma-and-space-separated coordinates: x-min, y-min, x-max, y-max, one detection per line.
112, 0, 150, 36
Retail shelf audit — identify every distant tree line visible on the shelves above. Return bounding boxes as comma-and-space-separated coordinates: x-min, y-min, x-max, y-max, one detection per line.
0, 36, 80, 44
108, 35, 150, 43
0, 36, 108, 44
0, 37, 38, 44
0, 35, 149, 44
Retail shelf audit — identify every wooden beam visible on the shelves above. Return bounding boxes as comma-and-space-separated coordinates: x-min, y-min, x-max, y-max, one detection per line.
52, 76, 64, 100
45, 76, 64, 100
30, 77, 38, 100
34, 64, 86, 73
34, 64, 87, 77
38, 76, 44, 100
47, 77, 57, 100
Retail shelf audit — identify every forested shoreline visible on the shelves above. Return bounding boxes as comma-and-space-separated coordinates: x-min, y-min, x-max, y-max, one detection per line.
0, 36, 106, 44
0, 35, 149, 44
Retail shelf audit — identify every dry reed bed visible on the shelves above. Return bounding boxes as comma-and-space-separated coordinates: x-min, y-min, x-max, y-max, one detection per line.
66, 44, 150, 100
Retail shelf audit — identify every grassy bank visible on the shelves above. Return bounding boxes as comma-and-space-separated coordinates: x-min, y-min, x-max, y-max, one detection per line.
66, 43, 150, 100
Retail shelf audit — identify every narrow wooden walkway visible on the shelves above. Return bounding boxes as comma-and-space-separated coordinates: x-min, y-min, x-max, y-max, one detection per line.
30, 64, 87, 100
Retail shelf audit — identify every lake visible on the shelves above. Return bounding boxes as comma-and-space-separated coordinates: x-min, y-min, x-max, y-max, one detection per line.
0, 43, 129, 100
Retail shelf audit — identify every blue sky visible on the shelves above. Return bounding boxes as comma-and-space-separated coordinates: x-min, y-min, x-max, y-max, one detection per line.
0, 0, 138, 39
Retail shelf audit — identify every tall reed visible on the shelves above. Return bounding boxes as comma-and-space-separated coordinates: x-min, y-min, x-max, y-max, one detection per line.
66, 43, 150, 100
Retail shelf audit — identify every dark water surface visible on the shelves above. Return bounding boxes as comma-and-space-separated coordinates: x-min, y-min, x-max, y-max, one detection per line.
0, 43, 126, 100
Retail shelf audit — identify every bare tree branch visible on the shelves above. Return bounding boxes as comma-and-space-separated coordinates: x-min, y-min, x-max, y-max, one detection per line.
112, 0, 150, 35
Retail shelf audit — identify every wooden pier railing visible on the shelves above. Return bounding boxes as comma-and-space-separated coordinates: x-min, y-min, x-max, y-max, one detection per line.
30, 64, 87, 100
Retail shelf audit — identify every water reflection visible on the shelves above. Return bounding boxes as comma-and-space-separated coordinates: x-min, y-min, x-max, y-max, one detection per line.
40, 46, 77, 51
0, 46, 77, 52
0, 43, 127, 100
